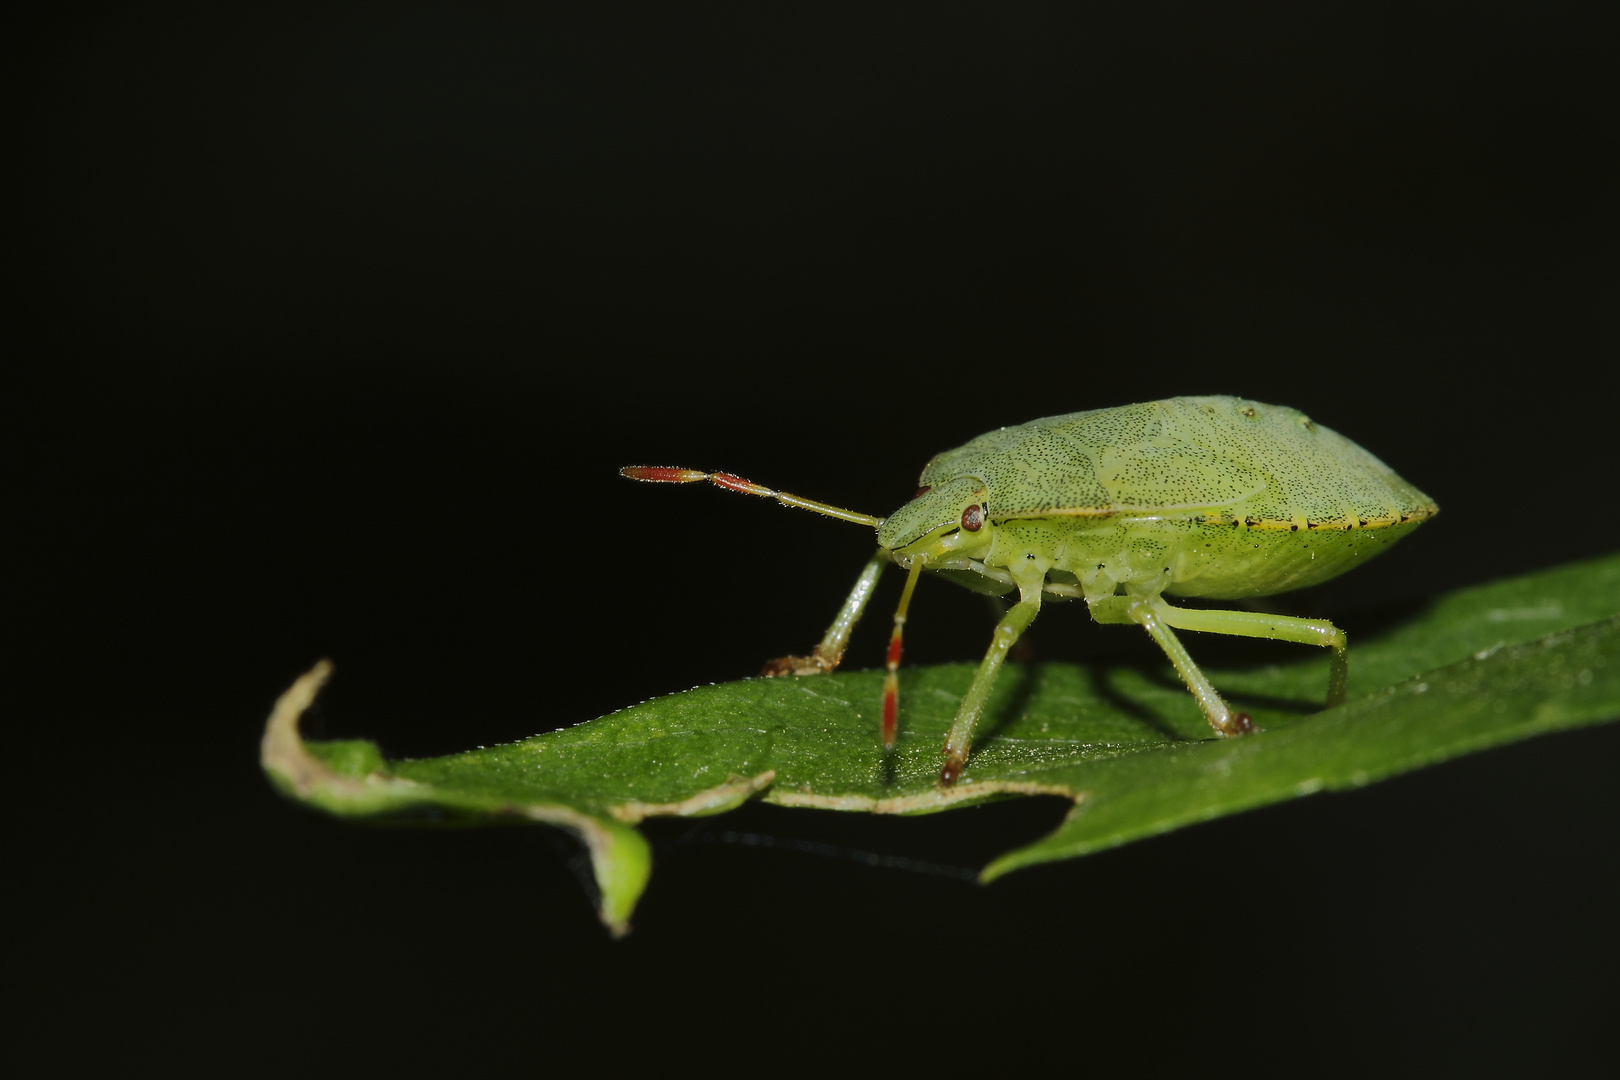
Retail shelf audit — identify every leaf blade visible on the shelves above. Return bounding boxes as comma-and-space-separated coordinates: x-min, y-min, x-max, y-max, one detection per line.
982, 614, 1620, 880
264, 553, 1620, 931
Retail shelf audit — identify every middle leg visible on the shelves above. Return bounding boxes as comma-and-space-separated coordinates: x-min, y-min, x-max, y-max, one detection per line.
939, 586, 1042, 785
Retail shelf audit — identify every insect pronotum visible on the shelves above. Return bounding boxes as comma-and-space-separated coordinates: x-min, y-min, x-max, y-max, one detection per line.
623, 396, 1437, 785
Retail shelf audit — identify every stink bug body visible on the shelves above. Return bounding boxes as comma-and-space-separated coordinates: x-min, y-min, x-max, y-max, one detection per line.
623, 396, 1437, 785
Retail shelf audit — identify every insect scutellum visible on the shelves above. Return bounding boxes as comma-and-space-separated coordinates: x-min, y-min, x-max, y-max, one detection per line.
622, 396, 1437, 787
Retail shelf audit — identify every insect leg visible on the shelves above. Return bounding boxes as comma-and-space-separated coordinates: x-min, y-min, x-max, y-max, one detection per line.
880, 553, 929, 749
1153, 603, 1348, 708
761, 549, 889, 677
939, 586, 1042, 785
1129, 601, 1254, 736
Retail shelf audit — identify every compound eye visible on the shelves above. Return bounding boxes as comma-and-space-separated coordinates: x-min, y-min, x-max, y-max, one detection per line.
960, 504, 984, 532
912, 485, 932, 499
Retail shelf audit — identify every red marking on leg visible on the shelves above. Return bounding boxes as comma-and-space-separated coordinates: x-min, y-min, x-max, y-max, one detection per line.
881, 682, 897, 748
620, 466, 709, 483
709, 472, 770, 496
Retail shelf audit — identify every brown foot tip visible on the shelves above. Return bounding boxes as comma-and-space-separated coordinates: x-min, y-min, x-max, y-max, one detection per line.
939, 757, 964, 786
760, 651, 833, 678
1228, 712, 1254, 736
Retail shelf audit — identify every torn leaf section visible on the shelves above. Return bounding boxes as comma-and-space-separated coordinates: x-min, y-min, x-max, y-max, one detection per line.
260, 662, 428, 816
304, 739, 388, 780
610, 771, 778, 823
517, 806, 650, 937
260, 662, 652, 938
768, 780, 1076, 816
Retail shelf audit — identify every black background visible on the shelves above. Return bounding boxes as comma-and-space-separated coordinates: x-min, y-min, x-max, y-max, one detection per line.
19, 4, 1618, 1071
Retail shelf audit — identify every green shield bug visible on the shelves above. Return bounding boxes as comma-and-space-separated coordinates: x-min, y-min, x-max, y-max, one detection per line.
623, 396, 1437, 785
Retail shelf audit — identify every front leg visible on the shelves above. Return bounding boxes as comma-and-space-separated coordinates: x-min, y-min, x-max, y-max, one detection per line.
761, 549, 889, 676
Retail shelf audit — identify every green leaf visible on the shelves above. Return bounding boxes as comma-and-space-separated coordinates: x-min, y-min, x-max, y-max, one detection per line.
263, 553, 1620, 934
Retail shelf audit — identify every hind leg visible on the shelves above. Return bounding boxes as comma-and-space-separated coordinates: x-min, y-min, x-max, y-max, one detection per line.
1090, 594, 1347, 737
1153, 602, 1347, 708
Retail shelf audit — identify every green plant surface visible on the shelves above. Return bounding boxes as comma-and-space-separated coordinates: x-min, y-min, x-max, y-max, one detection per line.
263, 553, 1620, 935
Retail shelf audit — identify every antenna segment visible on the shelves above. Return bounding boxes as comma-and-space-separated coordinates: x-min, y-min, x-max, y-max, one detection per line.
620, 466, 885, 529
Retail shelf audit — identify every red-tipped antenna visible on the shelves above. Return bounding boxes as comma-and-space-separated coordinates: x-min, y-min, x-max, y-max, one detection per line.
620, 466, 885, 529
880, 554, 927, 749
